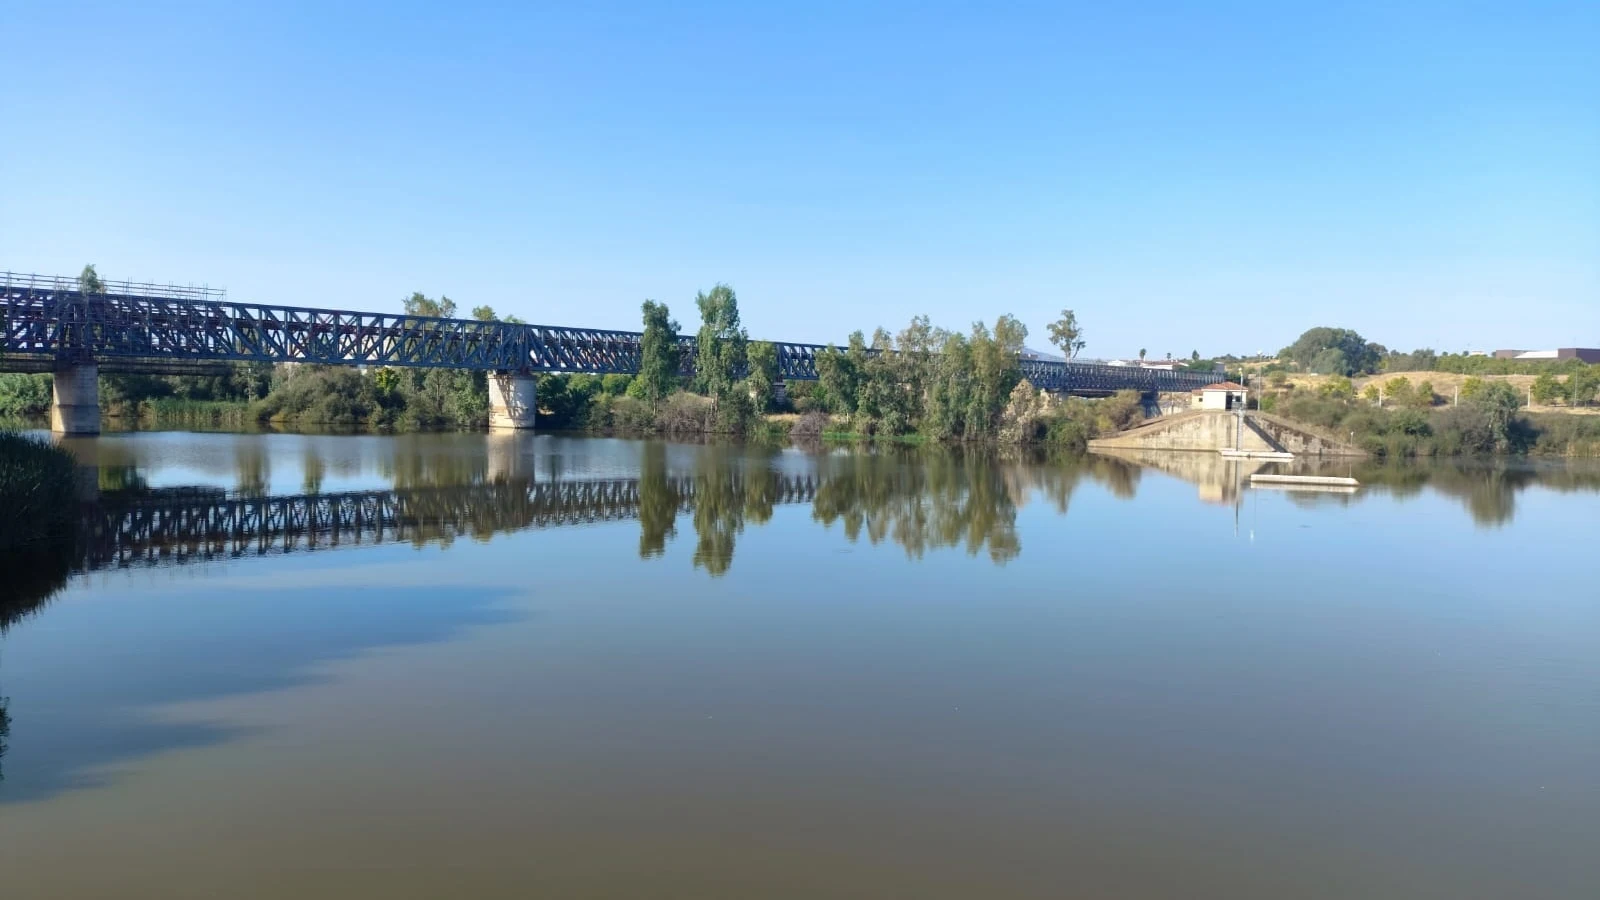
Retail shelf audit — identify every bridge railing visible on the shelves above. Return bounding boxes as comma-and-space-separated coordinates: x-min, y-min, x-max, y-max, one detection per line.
2, 271, 225, 302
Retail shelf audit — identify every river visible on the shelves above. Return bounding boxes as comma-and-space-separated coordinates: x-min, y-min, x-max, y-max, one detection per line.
2, 431, 1597, 898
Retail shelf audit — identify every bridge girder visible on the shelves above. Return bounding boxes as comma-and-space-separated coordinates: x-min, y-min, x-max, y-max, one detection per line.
2, 273, 1218, 394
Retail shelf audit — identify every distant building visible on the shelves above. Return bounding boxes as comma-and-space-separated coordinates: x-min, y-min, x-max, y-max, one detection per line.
1191, 381, 1248, 411
1493, 348, 1600, 363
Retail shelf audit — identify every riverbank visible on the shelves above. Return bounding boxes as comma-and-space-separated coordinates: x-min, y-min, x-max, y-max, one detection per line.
1263, 384, 1600, 458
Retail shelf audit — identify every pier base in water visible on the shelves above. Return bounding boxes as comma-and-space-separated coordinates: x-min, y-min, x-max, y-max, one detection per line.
51, 363, 101, 435
488, 373, 537, 430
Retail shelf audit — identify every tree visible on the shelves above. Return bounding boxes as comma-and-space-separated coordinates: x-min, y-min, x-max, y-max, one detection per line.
815, 338, 862, 415
1460, 376, 1487, 400
1280, 327, 1381, 376
1138, 348, 1147, 362
403, 292, 456, 318
1463, 381, 1524, 451
1530, 371, 1566, 405
1361, 384, 1381, 404
970, 315, 1028, 432
79, 264, 104, 294
693, 284, 748, 426
634, 300, 680, 404
1413, 380, 1436, 408
1191, 350, 1200, 362
744, 341, 778, 414
1566, 367, 1599, 407
1309, 348, 1348, 376
1046, 309, 1085, 359
1382, 377, 1414, 407
470, 305, 496, 321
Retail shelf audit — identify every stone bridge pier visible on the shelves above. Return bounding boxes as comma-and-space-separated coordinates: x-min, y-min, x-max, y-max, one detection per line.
51, 363, 101, 435
488, 372, 537, 430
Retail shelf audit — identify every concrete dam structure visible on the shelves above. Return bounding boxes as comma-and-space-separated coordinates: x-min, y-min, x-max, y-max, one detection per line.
1087, 410, 1365, 457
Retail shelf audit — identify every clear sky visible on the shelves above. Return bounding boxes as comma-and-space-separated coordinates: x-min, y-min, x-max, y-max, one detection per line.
2, 1, 1595, 358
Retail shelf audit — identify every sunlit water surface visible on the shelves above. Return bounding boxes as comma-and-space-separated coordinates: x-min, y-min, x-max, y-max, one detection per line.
2, 431, 1597, 899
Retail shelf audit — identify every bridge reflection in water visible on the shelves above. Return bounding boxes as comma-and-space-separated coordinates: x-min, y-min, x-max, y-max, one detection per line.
62, 447, 1152, 580
76, 474, 820, 572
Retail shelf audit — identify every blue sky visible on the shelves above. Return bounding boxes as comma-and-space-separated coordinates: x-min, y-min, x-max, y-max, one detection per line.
2, 1, 1595, 358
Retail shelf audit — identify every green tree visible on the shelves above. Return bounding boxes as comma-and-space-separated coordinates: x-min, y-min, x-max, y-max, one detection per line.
1191, 349, 1200, 362
1460, 376, 1487, 400
1138, 348, 1147, 362
1382, 377, 1414, 407
1361, 384, 1380, 403
693, 283, 748, 427
744, 341, 778, 414
79, 264, 105, 294
634, 300, 681, 404
1281, 327, 1382, 375
1046, 309, 1085, 359
1566, 367, 1599, 407
1530, 371, 1565, 405
471, 305, 497, 321
1468, 381, 1525, 451
1309, 348, 1349, 376
968, 315, 1028, 433
1413, 380, 1436, 408
403, 292, 456, 318
815, 338, 862, 415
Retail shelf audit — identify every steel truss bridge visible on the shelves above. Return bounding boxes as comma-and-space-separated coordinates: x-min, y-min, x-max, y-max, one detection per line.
75, 474, 818, 572
2, 272, 1218, 394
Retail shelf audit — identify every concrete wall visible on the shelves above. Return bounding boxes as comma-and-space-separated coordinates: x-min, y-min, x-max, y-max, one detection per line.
1089, 411, 1273, 453
1248, 413, 1364, 457
1088, 410, 1364, 457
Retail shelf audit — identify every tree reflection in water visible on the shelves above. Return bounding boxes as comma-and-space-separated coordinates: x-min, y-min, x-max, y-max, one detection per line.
636, 442, 681, 559
1279, 460, 1600, 528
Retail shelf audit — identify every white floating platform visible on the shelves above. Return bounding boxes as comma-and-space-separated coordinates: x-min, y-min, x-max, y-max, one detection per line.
1249, 474, 1361, 487
1249, 482, 1359, 495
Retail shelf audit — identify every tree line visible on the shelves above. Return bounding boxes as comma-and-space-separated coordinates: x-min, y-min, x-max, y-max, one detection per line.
1276, 325, 1599, 381
2, 271, 1119, 445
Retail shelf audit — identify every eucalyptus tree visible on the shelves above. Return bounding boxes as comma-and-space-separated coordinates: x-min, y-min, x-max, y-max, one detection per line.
1047, 309, 1085, 359
693, 284, 748, 424
635, 300, 681, 404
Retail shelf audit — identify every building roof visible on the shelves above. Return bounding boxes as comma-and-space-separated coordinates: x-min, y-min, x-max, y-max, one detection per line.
1199, 381, 1247, 391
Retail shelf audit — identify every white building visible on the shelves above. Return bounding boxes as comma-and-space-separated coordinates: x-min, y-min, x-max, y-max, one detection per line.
1191, 381, 1249, 411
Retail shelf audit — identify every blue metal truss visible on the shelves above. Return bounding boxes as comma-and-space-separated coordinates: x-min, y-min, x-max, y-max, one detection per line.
2, 272, 1218, 393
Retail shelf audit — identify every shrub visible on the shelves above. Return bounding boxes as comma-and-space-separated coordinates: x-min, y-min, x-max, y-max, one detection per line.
0, 373, 53, 420
1097, 390, 1146, 433
656, 391, 715, 434
607, 395, 657, 432
1413, 380, 1437, 408
789, 410, 832, 440
1319, 376, 1354, 399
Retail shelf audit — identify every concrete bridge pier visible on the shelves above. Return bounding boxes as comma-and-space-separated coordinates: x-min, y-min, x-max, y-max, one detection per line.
51, 363, 101, 435
488, 372, 537, 430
